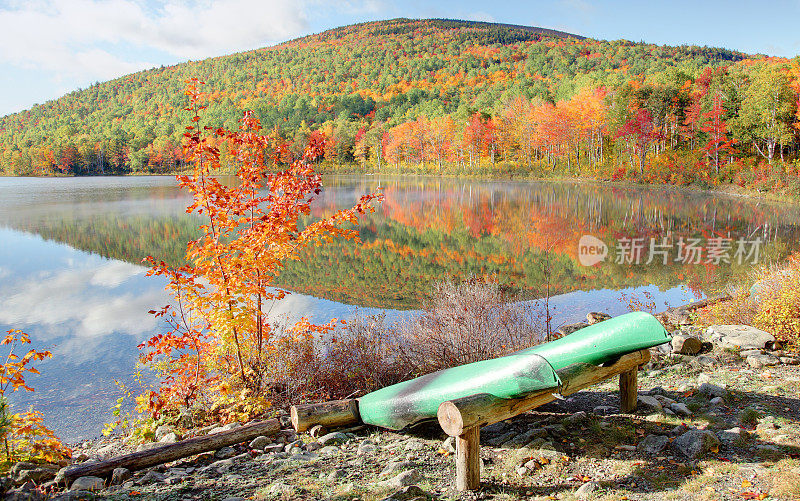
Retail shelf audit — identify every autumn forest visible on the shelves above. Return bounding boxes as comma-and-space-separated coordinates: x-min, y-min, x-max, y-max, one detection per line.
1, 18, 799, 198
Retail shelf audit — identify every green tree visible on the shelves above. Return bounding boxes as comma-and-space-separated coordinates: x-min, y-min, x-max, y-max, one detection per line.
733, 64, 796, 164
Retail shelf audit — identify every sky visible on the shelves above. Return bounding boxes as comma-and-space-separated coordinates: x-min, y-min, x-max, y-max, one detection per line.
1, 0, 799, 117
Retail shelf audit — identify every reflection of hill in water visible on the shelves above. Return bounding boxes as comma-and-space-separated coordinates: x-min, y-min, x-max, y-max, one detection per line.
2, 176, 799, 309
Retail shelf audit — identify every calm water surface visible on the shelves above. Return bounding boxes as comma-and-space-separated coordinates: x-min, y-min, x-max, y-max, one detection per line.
1, 176, 798, 441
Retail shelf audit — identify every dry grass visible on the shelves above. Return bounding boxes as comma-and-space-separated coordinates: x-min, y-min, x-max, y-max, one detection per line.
305, 278, 548, 400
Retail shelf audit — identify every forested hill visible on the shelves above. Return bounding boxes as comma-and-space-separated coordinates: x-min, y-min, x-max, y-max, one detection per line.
0, 17, 767, 177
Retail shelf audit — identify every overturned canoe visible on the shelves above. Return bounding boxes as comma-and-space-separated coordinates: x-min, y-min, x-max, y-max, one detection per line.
357, 311, 669, 430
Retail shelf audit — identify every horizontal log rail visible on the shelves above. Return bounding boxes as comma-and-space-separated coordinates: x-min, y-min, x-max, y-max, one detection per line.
290, 398, 360, 433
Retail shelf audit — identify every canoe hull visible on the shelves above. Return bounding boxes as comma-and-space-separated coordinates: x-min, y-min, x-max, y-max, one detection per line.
357, 311, 670, 430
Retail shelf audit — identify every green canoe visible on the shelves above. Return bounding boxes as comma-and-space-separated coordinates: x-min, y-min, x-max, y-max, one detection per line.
357, 311, 670, 430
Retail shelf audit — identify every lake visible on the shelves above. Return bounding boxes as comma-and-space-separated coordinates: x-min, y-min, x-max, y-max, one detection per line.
1, 175, 799, 441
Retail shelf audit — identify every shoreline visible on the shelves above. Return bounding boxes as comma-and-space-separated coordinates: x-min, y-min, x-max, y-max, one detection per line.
2, 171, 798, 206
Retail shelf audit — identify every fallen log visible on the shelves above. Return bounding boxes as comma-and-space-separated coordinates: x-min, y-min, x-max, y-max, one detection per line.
290, 399, 360, 433
655, 294, 731, 327
58, 419, 280, 486
437, 349, 650, 437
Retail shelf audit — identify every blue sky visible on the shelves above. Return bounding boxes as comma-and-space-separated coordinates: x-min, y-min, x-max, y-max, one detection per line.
1, 0, 798, 117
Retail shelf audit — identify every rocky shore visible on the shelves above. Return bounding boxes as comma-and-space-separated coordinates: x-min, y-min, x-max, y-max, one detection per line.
4, 323, 800, 501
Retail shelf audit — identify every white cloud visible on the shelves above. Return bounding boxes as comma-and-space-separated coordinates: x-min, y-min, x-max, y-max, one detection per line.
90, 261, 147, 287
0, 0, 315, 82
0, 262, 167, 342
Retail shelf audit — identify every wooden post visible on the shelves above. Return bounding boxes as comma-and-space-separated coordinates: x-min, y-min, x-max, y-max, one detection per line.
290, 399, 360, 433
455, 426, 480, 491
619, 367, 638, 413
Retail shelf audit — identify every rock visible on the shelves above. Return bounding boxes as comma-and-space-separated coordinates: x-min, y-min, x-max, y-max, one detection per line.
747, 353, 780, 368
110, 467, 131, 485
318, 445, 341, 455
740, 349, 764, 357
592, 405, 617, 415
483, 421, 510, 434
306, 442, 321, 452
717, 427, 746, 444
637, 434, 669, 454
381, 461, 416, 477
317, 432, 349, 446
441, 436, 456, 453
70, 476, 104, 491
671, 334, 702, 355
586, 312, 611, 325
5, 489, 46, 501
698, 382, 727, 398
534, 449, 562, 461
575, 481, 601, 499
384, 470, 421, 488
637, 395, 663, 413
154, 425, 175, 441
403, 440, 426, 451
94, 443, 117, 459
135, 442, 162, 452
710, 396, 725, 405
357, 440, 378, 455
706, 325, 775, 351
137, 470, 166, 485
159, 432, 179, 444
501, 428, 547, 448
326, 469, 346, 481
268, 483, 293, 496
563, 411, 588, 425
263, 443, 284, 453
380, 485, 429, 501
672, 430, 720, 459
484, 430, 517, 446
308, 424, 327, 438
284, 439, 304, 452
670, 402, 692, 416
249, 435, 270, 450
557, 322, 588, 336
14, 467, 58, 485
215, 446, 236, 459
696, 355, 717, 367
780, 357, 800, 365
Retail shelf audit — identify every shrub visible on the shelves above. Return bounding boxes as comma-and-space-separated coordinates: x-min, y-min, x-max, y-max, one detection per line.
0, 330, 70, 465
696, 253, 800, 348
752, 255, 800, 347
138, 80, 382, 421
394, 278, 545, 374
303, 279, 549, 401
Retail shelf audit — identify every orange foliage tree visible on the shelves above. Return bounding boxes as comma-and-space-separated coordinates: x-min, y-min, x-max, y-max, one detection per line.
140, 79, 382, 419
0, 330, 70, 463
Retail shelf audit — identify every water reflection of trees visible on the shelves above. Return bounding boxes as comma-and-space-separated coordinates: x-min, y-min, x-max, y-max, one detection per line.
3, 178, 799, 309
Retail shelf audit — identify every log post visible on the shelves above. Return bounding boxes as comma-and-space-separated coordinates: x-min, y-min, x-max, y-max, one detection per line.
290, 399, 360, 433
619, 367, 638, 413
455, 426, 480, 491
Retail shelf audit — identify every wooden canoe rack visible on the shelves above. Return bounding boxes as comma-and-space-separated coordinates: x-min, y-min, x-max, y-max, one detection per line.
438, 349, 651, 491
